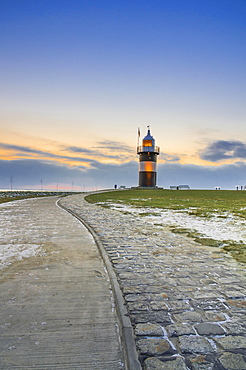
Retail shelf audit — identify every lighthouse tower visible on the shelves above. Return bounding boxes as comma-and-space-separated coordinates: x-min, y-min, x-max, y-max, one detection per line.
137, 127, 160, 187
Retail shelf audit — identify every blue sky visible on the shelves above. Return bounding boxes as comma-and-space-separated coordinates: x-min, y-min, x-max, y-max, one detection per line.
0, 0, 246, 190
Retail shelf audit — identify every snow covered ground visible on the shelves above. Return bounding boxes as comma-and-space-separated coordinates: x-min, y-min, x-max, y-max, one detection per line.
1, 196, 245, 270
0, 196, 86, 270
0, 199, 46, 269
106, 202, 246, 244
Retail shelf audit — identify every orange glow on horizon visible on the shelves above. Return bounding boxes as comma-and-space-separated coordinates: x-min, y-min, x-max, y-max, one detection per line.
1, 132, 246, 170
0, 141, 136, 169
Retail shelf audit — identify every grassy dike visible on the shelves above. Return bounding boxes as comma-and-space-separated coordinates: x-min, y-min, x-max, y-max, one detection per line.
86, 189, 246, 264
0, 191, 81, 204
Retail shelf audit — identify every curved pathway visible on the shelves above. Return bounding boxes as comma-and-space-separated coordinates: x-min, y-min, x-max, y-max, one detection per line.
60, 194, 246, 370
0, 196, 124, 369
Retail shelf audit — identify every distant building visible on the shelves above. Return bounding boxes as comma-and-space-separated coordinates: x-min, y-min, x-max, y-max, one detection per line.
170, 185, 190, 190
179, 185, 190, 190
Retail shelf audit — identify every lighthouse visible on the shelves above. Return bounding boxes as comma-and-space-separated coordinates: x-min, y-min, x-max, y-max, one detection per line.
137, 127, 160, 187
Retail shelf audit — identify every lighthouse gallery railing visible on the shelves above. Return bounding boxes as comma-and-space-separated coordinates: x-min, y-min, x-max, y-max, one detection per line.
137, 146, 160, 154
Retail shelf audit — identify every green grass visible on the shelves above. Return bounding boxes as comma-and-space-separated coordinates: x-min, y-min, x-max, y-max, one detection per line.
86, 189, 246, 264
168, 226, 246, 263
86, 189, 246, 219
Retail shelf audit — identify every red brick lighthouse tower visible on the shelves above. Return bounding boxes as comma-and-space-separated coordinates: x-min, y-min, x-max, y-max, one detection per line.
137, 127, 160, 187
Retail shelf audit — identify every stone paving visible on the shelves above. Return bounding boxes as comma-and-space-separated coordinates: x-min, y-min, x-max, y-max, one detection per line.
60, 194, 246, 370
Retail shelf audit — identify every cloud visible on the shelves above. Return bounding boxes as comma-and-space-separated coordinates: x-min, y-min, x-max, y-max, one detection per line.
199, 140, 246, 162
0, 138, 137, 169
66, 141, 134, 154
0, 159, 138, 189
159, 153, 180, 162
1, 158, 246, 190
0, 142, 98, 165
94, 140, 134, 152
65, 145, 125, 160
158, 162, 246, 189
62, 139, 136, 162
0, 143, 49, 156
65, 146, 96, 154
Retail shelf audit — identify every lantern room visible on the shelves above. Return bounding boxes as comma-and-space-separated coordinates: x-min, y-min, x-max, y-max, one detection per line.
142, 129, 155, 150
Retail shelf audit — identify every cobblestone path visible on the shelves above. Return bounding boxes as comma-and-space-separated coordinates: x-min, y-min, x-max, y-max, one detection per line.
60, 194, 246, 370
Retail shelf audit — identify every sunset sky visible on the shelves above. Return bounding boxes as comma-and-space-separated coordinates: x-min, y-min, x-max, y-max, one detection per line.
1, 0, 246, 190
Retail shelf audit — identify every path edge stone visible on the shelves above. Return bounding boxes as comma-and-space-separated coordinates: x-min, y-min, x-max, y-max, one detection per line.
57, 198, 141, 370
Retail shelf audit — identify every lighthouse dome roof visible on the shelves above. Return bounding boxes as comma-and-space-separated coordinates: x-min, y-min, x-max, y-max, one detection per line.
143, 129, 154, 141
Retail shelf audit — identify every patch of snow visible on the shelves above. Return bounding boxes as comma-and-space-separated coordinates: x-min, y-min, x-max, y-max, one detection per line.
105, 203, 246, 244
0, 199, 48, 269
